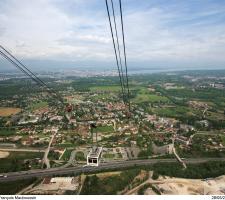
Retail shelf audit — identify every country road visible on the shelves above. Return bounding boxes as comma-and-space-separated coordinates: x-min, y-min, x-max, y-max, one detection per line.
0, 157, 225, 182
42, 132, 56, 169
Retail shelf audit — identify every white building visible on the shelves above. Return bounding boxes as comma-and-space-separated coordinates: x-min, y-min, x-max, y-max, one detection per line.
87, 146, 102, 166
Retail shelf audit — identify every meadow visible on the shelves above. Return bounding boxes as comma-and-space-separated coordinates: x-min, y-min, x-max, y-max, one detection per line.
0, 151, 43, 173
29, 101, 48, 111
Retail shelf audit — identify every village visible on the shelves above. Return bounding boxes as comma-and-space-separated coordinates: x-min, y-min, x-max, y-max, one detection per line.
0, 71, 225, 194
0, 79, 224, 170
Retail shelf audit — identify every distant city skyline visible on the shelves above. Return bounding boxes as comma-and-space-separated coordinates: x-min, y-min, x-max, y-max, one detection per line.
1, 0, 225, 71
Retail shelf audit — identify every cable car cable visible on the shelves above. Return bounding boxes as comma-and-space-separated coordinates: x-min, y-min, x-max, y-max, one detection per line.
0, 45, 59, 98
110, 0, 127, 99
119, 0, 131, 111
0, 49, 64, 105
105, 0, 126, 103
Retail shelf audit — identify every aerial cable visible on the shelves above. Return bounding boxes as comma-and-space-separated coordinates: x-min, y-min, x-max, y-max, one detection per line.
0, 50, 63, 105
119, 0, 131, 111
0, 45, 56, 95
0, 45, 63, 103
110, 0, 127, 96
0, 50, 43, 86
105, 0, 126, 103
0, 48, 64, 104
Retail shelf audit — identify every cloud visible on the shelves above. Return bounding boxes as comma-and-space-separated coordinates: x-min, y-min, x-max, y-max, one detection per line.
0, 0, 225, 69
122, 1, 225, 65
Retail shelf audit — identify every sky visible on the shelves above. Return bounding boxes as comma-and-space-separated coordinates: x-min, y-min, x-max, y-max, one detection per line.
0, 0, 225, 71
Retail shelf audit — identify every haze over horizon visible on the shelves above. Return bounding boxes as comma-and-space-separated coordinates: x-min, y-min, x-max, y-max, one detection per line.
1, 0, 225, 71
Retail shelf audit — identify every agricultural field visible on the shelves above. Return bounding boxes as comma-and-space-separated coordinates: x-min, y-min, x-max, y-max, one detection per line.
81, 169, 140, 194
90, 85, 121, 92
90, 93, 114, 101
60, 149, 73, 161
221, 135, 225, 146
0, 178, 37, 195
161, 87, 225, 105
133, 93, 169, 103
0, 107, 21, 117
75, 151, 85, 161
90, 85, 145, 93
0, 128, 16, 136
103, 153, 115, 159
132, 87, 169, 103
0, 151, 43, 173
56, 143, 74, 148
29, 101, 48, 111
152, 106, 192, 118
96, 125, 114, 133
65, 94, 84, 104
207, 111, 225, 121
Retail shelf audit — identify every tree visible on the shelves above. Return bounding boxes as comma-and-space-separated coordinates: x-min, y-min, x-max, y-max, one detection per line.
152, 171, 159, 180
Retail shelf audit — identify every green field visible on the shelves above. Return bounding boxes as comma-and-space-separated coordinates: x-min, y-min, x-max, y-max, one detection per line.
0, 128, 16, 136
91, 93, 113, 101
153, 106, 192, 118
0, 152, 43, 173
56, 143, 74, 148
221, 136, 225, 146
132, 87, 169, 103
60, 149, 73, 161
117, 153, 122, 158
90, 85, 121, 92
96, 125, 114, 133
103, 153, 115, 159
161, 87, 225, 105
207, 111, 225, 121
30, 101, 48, 111
133, 93, 169, 103
75, 151, 85, 161
81, 169, 140, 194
90, 85, 145, 93
0, 178, 37, 194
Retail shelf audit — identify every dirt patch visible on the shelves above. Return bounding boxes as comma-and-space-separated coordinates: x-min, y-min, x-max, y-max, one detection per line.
151, 175, 225, 195
96, 171, 121, 179
0, 151, 10, 158
134, 170, 148, 181
0, 107, 21, 117
178, 183, 184, 187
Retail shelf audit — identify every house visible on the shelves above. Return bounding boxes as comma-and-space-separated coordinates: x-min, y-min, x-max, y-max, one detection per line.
175, 135, 190, 146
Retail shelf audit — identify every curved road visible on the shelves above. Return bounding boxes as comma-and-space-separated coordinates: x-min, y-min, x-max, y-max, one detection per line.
42, 133, 56, 169
0, 157, 225, 182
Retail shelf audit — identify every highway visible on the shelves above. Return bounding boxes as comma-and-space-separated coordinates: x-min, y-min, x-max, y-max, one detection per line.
0, 157, 225, 182
0, 148, 45, 153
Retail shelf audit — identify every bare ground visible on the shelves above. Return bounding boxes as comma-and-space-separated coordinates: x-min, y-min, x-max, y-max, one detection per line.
126, 175, 225, 195
0, 151, 10, 158
0, 107, 21, 117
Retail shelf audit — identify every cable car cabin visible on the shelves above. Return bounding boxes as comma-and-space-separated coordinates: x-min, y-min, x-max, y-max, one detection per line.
87, 146, 102, 167
125, 111, 132, 119
66, 104, 73, 112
